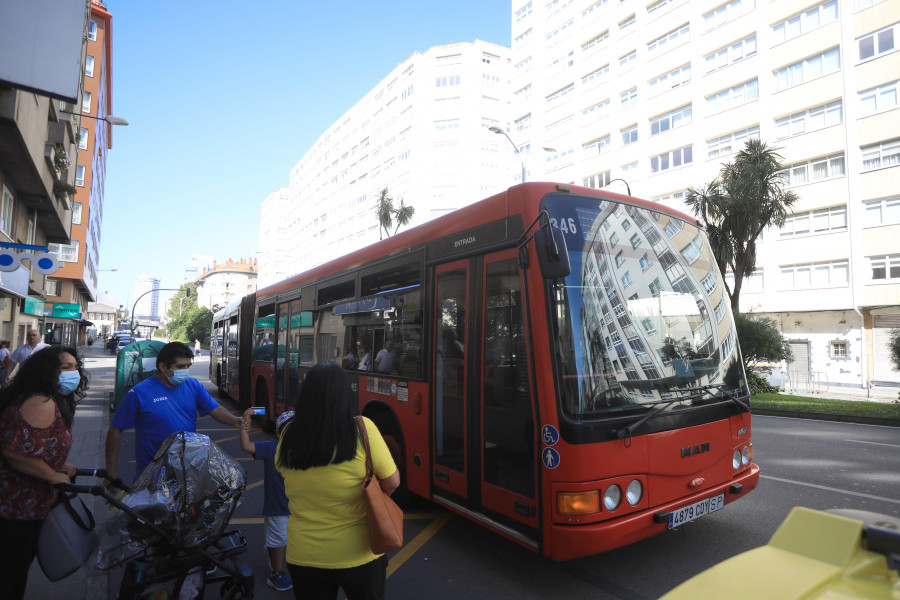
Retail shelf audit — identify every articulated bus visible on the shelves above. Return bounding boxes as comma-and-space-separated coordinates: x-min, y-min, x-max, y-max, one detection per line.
210, 182, 759, 560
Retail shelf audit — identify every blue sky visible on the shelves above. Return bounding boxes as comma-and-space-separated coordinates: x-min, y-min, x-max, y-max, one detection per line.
97, 0, 510, 313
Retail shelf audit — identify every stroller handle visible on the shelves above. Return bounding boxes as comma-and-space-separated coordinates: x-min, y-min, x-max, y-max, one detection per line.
55, 468, 131, 493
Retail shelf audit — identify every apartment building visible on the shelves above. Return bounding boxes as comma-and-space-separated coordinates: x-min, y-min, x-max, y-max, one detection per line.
43, 0, 116, 346
134, 274, 160, 320
259, 40, 512, 286
194, 258, 258, 311
258, 187, 292, 285
509, 0, 899, 388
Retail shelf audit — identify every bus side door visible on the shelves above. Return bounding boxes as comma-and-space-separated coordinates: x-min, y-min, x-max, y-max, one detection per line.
432, 260, 469, 498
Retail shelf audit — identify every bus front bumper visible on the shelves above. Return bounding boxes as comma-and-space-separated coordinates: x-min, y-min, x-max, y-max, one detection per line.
547, 463, 760, 561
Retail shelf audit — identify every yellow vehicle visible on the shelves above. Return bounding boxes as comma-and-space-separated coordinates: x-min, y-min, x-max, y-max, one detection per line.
661, 507, 900, 599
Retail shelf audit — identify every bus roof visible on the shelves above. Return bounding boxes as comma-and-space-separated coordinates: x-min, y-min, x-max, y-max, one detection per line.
254, 182, 700, 301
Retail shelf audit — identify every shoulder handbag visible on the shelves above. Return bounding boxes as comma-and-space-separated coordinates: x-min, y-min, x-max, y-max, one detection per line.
37, 491, 99, 581
355, 416, 404, 554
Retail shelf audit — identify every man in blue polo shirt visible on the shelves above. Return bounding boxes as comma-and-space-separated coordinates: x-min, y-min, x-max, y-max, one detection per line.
104, 342, 242, 483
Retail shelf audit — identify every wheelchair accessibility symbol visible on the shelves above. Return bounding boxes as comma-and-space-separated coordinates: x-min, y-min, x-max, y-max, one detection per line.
541, 424, 559, 447
542, 448, 560, 469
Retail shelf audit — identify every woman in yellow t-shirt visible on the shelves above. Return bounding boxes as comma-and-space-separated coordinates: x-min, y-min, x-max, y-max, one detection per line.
276, 363, 400, 600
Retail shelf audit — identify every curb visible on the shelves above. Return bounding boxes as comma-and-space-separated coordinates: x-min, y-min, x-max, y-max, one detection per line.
751, 408, 900, 427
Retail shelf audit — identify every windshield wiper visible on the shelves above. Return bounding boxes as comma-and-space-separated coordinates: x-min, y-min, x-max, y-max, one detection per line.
608, 384, 748, 439
677, 383, 750, 414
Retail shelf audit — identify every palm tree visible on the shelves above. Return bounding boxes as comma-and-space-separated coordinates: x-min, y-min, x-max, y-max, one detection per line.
685, 139, 798, 313
376, 188, 394, 240
392, 198, 415, 235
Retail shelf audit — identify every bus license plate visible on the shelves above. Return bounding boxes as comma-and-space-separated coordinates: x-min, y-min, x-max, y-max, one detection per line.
668, 494, 725, 529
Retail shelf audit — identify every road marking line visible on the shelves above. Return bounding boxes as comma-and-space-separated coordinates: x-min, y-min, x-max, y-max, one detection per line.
844, 439, 900, 449
387, 513, 453, 579
214, 434, 240, 443
246, 480, 263, 491
761, 475, 900, 505
230, 517, 264, 525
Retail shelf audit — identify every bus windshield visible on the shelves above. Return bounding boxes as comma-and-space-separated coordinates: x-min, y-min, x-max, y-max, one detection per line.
543, 193, 748, 422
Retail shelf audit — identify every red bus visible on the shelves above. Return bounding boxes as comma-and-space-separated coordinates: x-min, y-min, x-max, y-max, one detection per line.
210, 182, 759, 560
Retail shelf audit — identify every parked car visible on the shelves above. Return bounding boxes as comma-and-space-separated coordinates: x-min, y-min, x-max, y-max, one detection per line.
115, 338, 136, 353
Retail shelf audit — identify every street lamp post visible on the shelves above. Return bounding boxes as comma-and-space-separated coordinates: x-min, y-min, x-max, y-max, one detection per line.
130, 287, 186, 339
59, 110, 130, 126
605, 178, 632, 196
488, 126, 526, 183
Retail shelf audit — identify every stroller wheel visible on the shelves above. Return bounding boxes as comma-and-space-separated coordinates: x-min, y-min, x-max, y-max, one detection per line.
219, 580, 251, 600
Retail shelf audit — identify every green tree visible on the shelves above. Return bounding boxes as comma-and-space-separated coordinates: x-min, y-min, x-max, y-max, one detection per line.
377, 188, 394, 240
890, 329, 900, 372
375, 187, 416, 239
166, 284, 199, 342
734, 312, 793, 369
685, 139, 798, 313
184, 307, 214, 344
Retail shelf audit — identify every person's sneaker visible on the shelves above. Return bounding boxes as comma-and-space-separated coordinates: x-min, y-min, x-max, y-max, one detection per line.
267, 570, 292, 592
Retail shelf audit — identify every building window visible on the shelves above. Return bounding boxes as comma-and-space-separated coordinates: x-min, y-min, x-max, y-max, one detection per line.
870, 254, 900, 280
619, 14, 636, 31
648, 63, 691, 91
583, 135, 611, 152
581, 64, 610, 85
514, 84, 532, 100
864, 197, 900, 226
706, 79, 758, 112
648, 23, 689, 52
679, 234, 703, 264
774, 47, 840, 90
72, 202, 82, 225
515, 1, 533, 22
630, 233, 641, 248
583, 171, 611, 188
0, 185, 13, 238
44, 279, 61, 296
85, 55, 94, 78
435, 75, 460, 87
622, 271, 633, 287
582, 0, 608, 16
622, 124, 638, 145
704, 34, 757, 74
619, 50, 637, 65
546, 18, 575, 41
707, 125, 759, 158
514, 113, 531, 132
582, 30, 609, 51
639, 253, 653, 271
652, 190, 688, 203
781, 205, 847, 236
779, 153, 845, 185
649, 278, 662, 296
88, 20, 97, 41
781, 260, 849, 288
701, 271, 718, 294
856, 0, 887, 7
514, 28, 532, 44
75, 164, 85, 187
78, 127, 88, 150
651, 145, 693, 173
772, 0, 838, 44
82, 91, 92, 113
859, 80, 898, 116
861, 140, 900, 171
703, 0, 755, 32
830, 341, 848, 358
49, 241, 79, 263
515, 56, 533, 71
858, 24, 896, 62
582, 98, 610, 117
650, 105, 692, 136
546, 83, 575, 102
620, 86, 637, 107
776, 100, 843, 140
622, 161, 638, 174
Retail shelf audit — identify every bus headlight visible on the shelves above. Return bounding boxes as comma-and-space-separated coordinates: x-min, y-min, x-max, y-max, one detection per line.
742, 444, 751, 466
732, 449, 741, 470
625, 480, 642, 506
603, 485, 622, 511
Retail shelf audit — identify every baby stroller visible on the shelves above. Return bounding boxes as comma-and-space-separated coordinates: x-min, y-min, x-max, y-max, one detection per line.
58, 432, 255, 599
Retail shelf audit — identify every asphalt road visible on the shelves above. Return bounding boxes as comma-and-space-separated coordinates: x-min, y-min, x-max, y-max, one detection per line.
112, 360, 900, 599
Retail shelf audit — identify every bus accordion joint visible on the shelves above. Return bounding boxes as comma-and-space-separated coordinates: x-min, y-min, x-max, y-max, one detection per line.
517, 209, 571, 279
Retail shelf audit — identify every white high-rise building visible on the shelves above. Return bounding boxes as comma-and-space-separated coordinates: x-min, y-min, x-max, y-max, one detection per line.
509, 0, 900, 389
258, 188, 292, 287
260, 40, 512, 280
133, 275, 160, 320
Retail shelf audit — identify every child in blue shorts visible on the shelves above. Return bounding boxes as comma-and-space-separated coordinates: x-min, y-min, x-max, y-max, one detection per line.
240, 408, 295, 592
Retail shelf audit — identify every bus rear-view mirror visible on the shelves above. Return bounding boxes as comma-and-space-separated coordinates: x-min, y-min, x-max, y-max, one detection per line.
533, 226, 571, 279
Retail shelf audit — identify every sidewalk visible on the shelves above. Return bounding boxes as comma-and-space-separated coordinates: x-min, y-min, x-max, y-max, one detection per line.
26, 343, 115, 600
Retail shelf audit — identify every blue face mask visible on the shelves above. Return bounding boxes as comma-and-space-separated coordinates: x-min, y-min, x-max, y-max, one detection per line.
167, 368, 190, 386
58, 370, 80, 395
